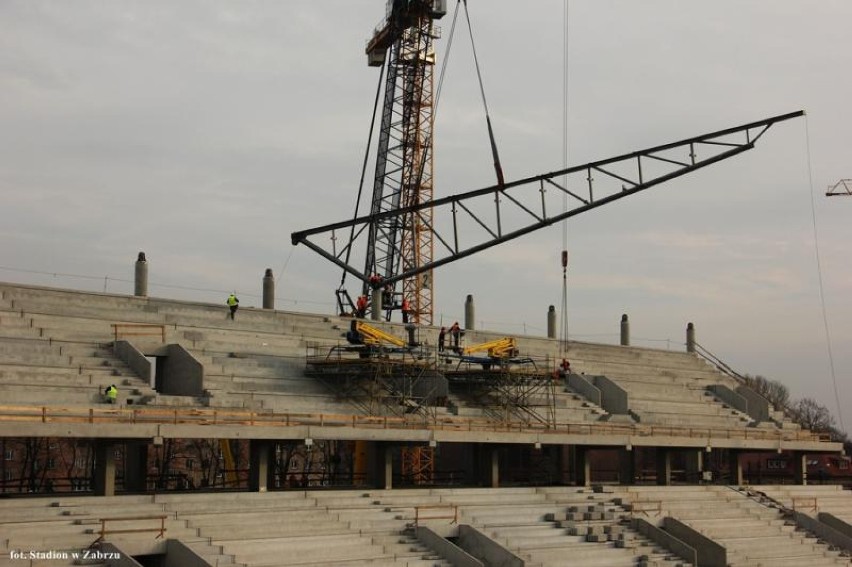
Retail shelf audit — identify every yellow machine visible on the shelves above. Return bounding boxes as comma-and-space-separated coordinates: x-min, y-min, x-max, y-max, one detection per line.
462, 337, 518, 359
352, 321, 406, 348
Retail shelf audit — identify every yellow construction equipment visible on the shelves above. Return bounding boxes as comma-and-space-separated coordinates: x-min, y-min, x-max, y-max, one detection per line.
462, 337, 518, 359
348, 320, 406, 348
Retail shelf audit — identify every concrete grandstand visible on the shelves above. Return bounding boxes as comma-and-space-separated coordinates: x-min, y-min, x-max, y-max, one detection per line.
0, 280, 849, 567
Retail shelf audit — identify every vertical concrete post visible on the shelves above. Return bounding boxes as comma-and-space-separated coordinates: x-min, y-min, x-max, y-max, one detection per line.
618, 448, 635, 485
574, 446, 591, 487
134, 252, 148, 297
620, 314, 630, 346
123, 442, 149, 493
684, 450, 704, 483
547, 306, 557, 339
249, 440, 275, 492
728, 450, 744, 485
656, 449, 672, 486
476, 444, 499, 488
93, 441, 116, 496
464, 294, 475, 331
792, 451, 808, 485
262, 268, 275, 310
378, 443, 393, 489
686, 322, 696, 353
371, 291, 382, 321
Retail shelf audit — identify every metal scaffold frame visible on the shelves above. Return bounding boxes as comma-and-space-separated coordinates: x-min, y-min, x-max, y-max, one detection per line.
305, 342, 443, 421
445, 362, 557, 428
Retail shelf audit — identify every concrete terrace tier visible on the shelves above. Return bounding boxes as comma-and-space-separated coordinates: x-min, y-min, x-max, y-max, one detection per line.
0, 281, 841, 455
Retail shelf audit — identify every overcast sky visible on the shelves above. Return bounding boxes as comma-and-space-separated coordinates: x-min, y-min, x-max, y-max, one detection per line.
2, 1, 850, 428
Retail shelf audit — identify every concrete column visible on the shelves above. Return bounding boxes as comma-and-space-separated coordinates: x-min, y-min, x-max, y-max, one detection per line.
93, 441, 116, 496
728, 449, 744, 485
464, 294, 475, 331
574, 446, 591, 487
618, 448, 635, 485
620, 314, 630, 346
547, 306, 557, 339
475, 444, 499, 488
792, 451, 808, 485
262, 268, 275, 310
686, 322, 696, 353
684, 450, 704, 483
371, 291, 382, 321
656, 449, 672, 486
249, 440, 275, 492
134, 252, 148, 297
376, 443, 393, 489
123, 442, 149, 493
556, 445, 571, 485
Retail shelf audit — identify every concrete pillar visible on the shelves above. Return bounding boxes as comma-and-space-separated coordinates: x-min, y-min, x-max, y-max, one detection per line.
123, 442, 149, 493
556, 445, 571, 484
371, 291, 382, 321
728, 450, 744, 485
249, 440, 275, 492
93, 441, 116, 496
620, 314, 630, 346
574, 446, 591, 487
464, 294, 475, 331
686, 322, 696, 353
547, 306, 557, 339
262, 268, 275, 310
792, 451, 808, 485
656, 449, 672, 486
618, 448, 635, 485
134, 252, 148, 297
485, 447, 499, 488
684, 450, 704, 483
375, 443, 393, 489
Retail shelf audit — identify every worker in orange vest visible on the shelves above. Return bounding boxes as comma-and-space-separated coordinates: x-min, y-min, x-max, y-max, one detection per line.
401, 297, 411, 323
355, 295, 368, 318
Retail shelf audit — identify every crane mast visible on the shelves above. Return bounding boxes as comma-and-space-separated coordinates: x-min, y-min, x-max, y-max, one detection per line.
362, 0, 446, 325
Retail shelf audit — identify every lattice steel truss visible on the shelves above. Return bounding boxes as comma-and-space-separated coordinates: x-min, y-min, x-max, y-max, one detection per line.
401, 445, 435, 485
294, 111, 804, 291
826, 179, 852, 196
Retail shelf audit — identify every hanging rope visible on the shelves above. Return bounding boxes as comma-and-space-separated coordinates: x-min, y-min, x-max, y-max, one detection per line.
339, 57, 388, 290
461, 0, 504, 187
559, 0, 571, 355
804, 115, 845, 432
434, 0, 461, 115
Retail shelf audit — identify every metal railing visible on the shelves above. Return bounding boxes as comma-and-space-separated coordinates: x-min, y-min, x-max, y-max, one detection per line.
111, 323, 166, 342
89, 515, 167, 548
0, 403, 831, 443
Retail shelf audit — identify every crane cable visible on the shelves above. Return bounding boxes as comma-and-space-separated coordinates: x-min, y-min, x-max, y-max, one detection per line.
805, 115, 845, 432
461, 0, 505, 188
339, 57, 388, 291
559, 0, 571, 355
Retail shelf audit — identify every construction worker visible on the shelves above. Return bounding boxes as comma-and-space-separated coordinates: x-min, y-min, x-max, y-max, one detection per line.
438, 327, 446, 352
401, 297, 411, 323
226, 293, 239, 320
450, 321, 461, 351
106, 384, 118, 404
355, 295, 368, 318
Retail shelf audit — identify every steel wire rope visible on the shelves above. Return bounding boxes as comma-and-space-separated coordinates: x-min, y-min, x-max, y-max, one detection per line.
804, 115, 845, 431
559, 1, 571, 355
339, 55, 388, 291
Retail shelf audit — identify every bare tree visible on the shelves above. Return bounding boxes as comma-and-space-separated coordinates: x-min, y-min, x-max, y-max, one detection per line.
792, 398, 835, 433
743, 374, 790, 410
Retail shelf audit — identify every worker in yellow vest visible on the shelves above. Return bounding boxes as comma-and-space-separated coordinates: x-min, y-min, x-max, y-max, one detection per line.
226, 293, 239, 320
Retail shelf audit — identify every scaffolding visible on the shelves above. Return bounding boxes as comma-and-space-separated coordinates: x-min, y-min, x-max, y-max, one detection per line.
305, 342, 446, 420
444, 360, 557, 428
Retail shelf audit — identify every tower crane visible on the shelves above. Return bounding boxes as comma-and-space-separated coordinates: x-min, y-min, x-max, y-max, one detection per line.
351, 0, 447, 325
